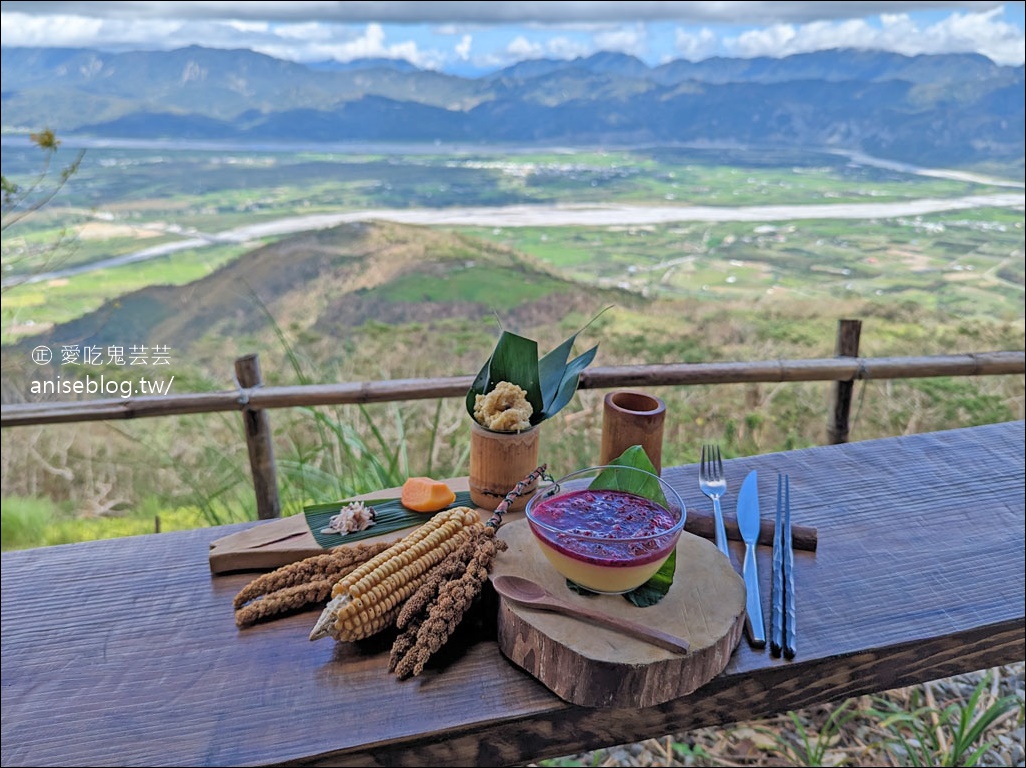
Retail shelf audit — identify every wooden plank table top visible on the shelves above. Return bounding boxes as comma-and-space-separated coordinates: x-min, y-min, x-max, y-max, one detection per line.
3, 421, 1024, 767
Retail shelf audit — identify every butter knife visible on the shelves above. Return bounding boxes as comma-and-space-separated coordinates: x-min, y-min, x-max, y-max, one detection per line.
736, 470, 766, 647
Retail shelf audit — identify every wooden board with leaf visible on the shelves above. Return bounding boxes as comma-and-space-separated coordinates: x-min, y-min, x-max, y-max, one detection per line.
208, 480, 476, 573
492, 519, 746, 708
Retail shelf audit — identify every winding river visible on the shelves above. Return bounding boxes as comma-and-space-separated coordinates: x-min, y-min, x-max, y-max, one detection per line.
4, 142, 1023, 288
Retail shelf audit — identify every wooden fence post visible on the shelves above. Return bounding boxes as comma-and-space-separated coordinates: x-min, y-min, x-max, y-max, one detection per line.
235, 354, 281, 519
828, 319, 863, 445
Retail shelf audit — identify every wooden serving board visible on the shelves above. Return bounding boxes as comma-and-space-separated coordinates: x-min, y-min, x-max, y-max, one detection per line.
491, 519, 746, 708
208, 479, 478, 574
205, 475, 533, 574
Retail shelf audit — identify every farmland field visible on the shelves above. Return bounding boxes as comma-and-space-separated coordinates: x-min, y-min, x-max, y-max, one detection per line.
1, 141, 1023, 542
2, 142, 1023, 340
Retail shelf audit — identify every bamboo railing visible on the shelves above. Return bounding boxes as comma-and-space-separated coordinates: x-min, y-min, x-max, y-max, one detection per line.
2, 320, 1024, 519
3, 352, 1022, 428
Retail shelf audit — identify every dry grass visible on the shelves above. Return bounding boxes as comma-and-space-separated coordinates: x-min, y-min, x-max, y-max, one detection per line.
537, 664, 1025, 767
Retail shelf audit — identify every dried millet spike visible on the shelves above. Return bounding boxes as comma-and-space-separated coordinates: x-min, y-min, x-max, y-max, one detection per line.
391, 529, 506, 680
233, 540, 392, 610
388, 530, 484, 672
395, 524, 484, 630
309, 508, 480, 642
235, 578, 336, 628
388, 617, 423, 673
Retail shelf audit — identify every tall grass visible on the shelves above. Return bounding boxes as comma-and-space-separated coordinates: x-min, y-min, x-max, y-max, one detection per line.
1, 293, 1021, 550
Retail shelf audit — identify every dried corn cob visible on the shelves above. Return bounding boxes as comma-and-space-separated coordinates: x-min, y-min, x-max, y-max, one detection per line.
309, 507, 480, 642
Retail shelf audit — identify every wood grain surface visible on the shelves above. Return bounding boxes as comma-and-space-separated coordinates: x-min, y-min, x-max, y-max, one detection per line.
2, 421, 1023, 768
492, 521, 745, 707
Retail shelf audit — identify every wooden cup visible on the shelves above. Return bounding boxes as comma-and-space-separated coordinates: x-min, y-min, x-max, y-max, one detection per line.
600, 391, 667, 474
468, 421, 540, 512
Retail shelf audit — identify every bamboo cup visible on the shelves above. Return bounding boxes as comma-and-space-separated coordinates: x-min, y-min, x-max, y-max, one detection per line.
600, 391, 667, 474
468, 421, 540, 512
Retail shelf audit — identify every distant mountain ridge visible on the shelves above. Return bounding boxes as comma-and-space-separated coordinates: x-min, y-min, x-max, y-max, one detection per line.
2, 45, 1023, 167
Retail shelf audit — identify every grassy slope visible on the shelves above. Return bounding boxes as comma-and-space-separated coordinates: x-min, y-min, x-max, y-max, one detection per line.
1, 148, 1023, 545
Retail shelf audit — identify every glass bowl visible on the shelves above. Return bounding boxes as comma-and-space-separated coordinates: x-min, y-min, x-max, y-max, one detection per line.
524, 465, 686, 594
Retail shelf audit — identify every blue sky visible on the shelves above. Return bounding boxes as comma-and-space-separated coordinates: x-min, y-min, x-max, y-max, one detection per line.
2, 1, 1024, 74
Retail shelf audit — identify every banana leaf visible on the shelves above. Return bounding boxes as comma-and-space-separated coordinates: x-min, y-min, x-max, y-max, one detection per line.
589, 445, 669, 507
466, 331, 543, 421
538, 333, 599, 422
467, 313, 604, 428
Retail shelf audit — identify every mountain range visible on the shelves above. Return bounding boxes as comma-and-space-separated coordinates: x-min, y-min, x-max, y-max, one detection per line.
1, 44, 1024, 168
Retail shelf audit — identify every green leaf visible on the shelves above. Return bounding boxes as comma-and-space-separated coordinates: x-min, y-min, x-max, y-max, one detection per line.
565, 580, 599, 597
467, 310, 606, 428
623, 549, 676, 607
305, 492, 474, 549
589, 445, 668, 507
466, 331, 543, 423
538, 344, 598, 422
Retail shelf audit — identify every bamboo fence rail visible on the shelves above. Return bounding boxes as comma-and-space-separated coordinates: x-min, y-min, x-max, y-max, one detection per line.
2, 319, 1024, 520
2, 351, 1022, 428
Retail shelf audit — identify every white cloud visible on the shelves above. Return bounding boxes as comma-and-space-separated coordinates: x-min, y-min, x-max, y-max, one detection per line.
1, 2, 1022, 68
543, 35, 593, 60
593, 23, 648, 57
506, 35, 544, 59
673, 27, 719, 62
901, 6, 1025, 64
726, 6, 1025, 64
480, 33, 591, 68
0, 2, 1009, 25
0, 12, 180, 48
273, 21, 335, 42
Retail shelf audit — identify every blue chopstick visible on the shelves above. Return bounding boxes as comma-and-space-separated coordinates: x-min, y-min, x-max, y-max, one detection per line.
771, 474, 785, 656
771, 473, 797, 658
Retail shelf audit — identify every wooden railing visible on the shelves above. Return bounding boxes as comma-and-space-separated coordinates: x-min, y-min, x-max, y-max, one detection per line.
2, 320, 1024, 520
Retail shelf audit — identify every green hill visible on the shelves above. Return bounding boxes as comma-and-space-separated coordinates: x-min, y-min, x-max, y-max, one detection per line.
5, 221, 631, 377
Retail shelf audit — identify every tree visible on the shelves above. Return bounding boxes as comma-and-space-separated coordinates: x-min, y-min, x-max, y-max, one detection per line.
1, 129, 85, 290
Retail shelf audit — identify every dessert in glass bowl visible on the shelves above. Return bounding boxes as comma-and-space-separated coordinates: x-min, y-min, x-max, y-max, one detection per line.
525, 465, 686, 594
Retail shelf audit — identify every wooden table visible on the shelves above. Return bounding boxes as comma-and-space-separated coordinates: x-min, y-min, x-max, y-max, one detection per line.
3, 421, 1024, 767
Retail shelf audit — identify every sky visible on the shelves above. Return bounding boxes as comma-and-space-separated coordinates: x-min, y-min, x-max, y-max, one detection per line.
1, 1, 1024, 75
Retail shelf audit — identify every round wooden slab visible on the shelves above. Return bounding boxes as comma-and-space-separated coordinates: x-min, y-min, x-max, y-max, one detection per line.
491, 519, 746, 708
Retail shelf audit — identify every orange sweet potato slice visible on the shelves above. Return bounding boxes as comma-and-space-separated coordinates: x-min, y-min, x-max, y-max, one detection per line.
400, 477, 457, 513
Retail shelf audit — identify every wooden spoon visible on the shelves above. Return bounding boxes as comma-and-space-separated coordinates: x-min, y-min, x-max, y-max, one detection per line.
490, 574, 690, 655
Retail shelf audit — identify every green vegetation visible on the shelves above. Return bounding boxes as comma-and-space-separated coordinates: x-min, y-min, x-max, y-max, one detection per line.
873, 674, 1023, 767
1, 143, 1016, 280
1, 146, 1022, 546
0, 494, 224, 549
2, 243, 253, 339
458, 211, 1025, 321
1, 145, 1022, 768
376, 264, 564, 308
535, 673, 1025, 767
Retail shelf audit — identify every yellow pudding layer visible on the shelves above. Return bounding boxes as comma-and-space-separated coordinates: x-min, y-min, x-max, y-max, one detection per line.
534, 536, 669, 594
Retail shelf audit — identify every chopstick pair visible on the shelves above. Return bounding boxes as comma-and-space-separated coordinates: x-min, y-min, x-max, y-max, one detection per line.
771, 474, 796, 659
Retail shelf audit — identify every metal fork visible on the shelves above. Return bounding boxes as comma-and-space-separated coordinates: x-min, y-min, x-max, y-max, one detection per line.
699, 444, 730, 556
